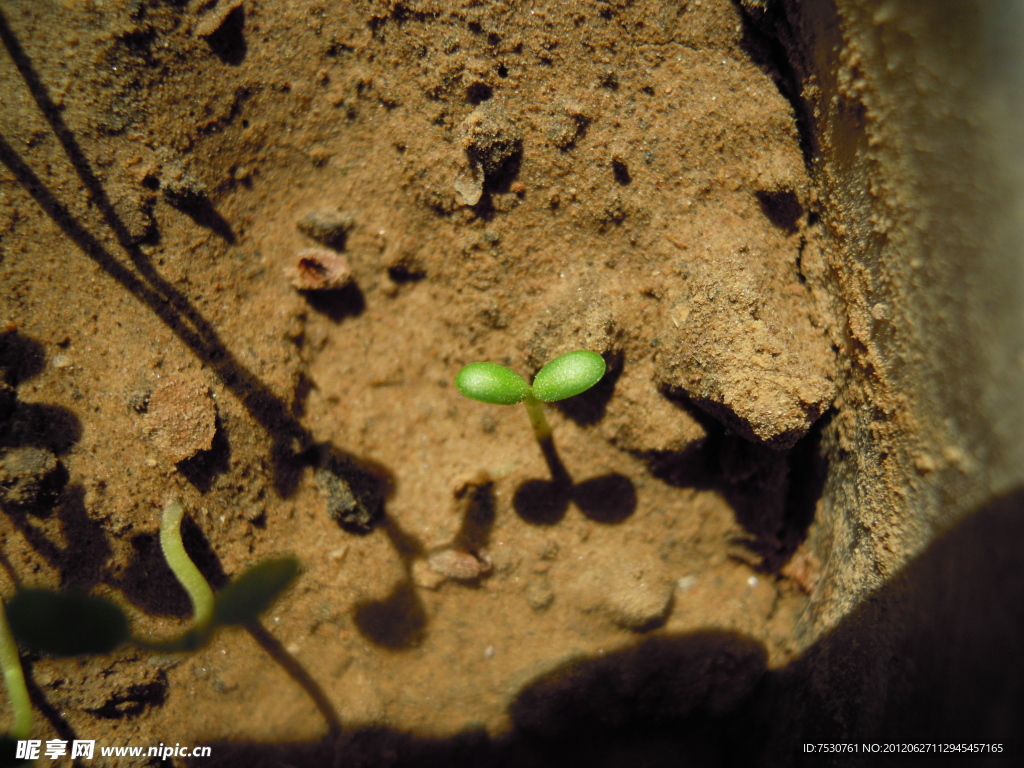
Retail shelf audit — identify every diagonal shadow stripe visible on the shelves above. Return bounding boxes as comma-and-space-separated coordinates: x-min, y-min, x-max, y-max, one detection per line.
0, 8, 307, 494
0, 132, 305, 495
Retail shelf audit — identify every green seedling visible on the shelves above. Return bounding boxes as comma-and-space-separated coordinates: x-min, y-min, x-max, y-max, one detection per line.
0, 599, 31, 743
2, 500, 299, 742
455, 350, 606, 441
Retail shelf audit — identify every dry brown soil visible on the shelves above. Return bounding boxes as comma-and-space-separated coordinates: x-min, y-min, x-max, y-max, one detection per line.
1, 0, 837, 764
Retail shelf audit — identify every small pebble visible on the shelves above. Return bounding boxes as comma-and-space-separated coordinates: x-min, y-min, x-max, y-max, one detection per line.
289, 249, 353, 291
524, 575, 554, 612
428, 548, 491, 581
572, 563, 673, 632
194, 0, 243, 37
676, 575, 697, 591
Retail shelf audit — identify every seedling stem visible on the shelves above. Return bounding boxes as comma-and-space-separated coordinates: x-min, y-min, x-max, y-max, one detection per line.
0, 598, 32, 740
523, 393, 552, 442
160, 499, 215, 631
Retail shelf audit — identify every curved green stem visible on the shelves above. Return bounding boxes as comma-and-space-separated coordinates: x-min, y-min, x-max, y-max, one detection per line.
523, 394, 552, 442
158, 499, 215, 633
0, 598, 32, 740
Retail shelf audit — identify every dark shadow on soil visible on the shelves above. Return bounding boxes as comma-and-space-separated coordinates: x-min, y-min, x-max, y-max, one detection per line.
176, 414, 232, 492
573, 473, 637, 525
513, 478, 571, 526
352, 581, 427, 650
5, 402, 82, 457
0, 332, 82, 459
0, 331, 46, 385
202, 4, 247, 65
1, 341, 103, 585
755, 189, 803, 234
165, 193, 237, 243
83, 670, 169, 720
178, 487, 1024, 767
0, 485, 107, 589
637, 388, 828, 573
246, 621, 342, 735
513, 435, 636, 526
300, 283, 366, 323
48, 486, 111, 588
350, 515, 428, 650
453, 480, 496, 552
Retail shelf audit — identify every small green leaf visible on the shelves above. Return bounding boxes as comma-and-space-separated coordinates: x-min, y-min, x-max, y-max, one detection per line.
213, 557, 300, 626
455, 362, 531, 405
531, 350, 607, 402
6, 590, 129, 657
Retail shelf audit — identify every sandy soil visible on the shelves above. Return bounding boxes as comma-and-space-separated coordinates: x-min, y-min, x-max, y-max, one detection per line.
1, 0, 836, 764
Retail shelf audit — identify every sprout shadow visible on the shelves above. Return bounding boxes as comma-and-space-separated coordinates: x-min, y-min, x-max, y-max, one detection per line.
513, 478, 572, 526
5, 402, 82, 457
0, 484, 107, 590
513, 436, 636, 526
0, 331, 82, 460
352, 581, 427, 650
349, 512, 429, 650
573, 473, 637, 524
246, 621, 342, 735
185, 488, 1024, 767
0, 330, 46, 385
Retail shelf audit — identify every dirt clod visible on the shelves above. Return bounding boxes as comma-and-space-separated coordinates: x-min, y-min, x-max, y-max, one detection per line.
296, 210, 356, 250
144, 378, 217, 464
0, 446, 63, 512
315, 456, 384, 534
459, 100, 522, 179
571, 555, 674, 632
160, 161, 207, 205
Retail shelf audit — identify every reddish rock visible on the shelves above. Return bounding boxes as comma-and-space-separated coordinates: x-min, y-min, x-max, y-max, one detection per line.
290, 248, 353, 291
